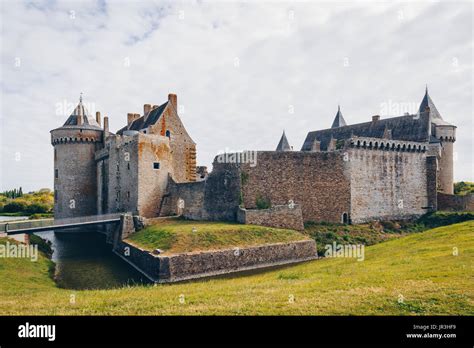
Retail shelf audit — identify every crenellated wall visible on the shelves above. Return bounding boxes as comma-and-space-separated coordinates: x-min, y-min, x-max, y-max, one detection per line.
347, 138, 431, 223
51, 128, 103, 219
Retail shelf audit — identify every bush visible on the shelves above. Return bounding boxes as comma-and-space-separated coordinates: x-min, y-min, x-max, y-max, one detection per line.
255, 195, 271, 210
25, 203, 50, 214
454, 181, 474, 196
418, 212, 474, 228
3, 201, 27, 213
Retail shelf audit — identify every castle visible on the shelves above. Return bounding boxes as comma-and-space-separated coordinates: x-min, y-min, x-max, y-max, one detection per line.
51, 88, 458, 227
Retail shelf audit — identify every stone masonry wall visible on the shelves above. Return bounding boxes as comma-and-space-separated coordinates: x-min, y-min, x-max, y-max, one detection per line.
437, 192, 474, 211
116, 239, 317, 283
52, 127, 103, 218
237, 204, 305, 231
137, 133, 173, 217
147, 96, 196, 183
239, 151, 351, 223
160, 162, 241, 221
348, 147, 429, 223
426, 156, 438, 211
101, 133, 173, 218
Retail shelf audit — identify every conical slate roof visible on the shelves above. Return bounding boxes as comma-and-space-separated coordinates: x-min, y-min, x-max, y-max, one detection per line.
418, 86, 452, 126
61, 96, 101, 129
276, 131, 291, 151
331, 105, 347, 128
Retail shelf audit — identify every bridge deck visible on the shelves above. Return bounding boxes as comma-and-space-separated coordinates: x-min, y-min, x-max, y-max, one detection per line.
0, 213, 123, 235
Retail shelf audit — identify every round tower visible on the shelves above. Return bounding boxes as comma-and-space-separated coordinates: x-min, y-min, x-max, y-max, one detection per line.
419, 87, 456, 194
50, 96, 104, 219
435, 126, 456, 194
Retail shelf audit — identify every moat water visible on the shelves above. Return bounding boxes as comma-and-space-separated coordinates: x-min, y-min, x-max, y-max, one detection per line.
36, 229, 150, 290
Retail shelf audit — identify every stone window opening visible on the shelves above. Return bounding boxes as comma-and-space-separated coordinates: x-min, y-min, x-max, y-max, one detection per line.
153, 162, 160, 170
166, 130, 171, 138
342, 212, 349, 224
127, 191, 130, 201
127, 163, 130, 170
55, 169, 58, 179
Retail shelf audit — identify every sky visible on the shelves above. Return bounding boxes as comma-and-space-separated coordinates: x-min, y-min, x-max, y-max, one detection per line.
0, 0, 472, 192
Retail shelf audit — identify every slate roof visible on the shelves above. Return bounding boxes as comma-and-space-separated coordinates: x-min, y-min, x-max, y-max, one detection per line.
301, 112, 431, 151
276, 131, 291, 151
60, 101, 102, 130
301, 89, 454, 151
117, 101, 168, 135
331, 106, 347, 128
418, 87, 453, 126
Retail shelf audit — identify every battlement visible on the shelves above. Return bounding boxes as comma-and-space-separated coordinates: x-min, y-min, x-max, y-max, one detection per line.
51, 127, 103, 145
347, 137, 428, 153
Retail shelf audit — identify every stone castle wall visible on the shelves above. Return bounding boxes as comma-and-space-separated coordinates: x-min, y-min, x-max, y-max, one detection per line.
239, 151, 351, 223
147, 96, 196, 183
160, 162, 241, 221
99, 133, 173, 218
347, 145, 430, 223
237, 204, 305, 231
437, 192, 474, 211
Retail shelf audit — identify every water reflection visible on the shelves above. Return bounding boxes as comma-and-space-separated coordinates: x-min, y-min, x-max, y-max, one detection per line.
38, 229, 150, 290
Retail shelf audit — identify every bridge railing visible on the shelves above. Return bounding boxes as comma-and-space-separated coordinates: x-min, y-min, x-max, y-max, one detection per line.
1, 213, 123, 233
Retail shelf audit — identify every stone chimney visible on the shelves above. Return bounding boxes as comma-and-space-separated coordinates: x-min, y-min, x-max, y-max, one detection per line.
127, 113, 140, 125
152, 104, 159, 110
96, 111, 101, 126
311, 140, 321, 152
327, 138, 337, 151
144, 104, 151, 116
127, 113, 134, 125
104, 116, 109, 133
372, 115, 380, 122
168, 93, 177, 110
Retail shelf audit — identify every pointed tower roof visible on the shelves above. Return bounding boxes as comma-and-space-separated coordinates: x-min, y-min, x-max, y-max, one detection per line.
62, 94, 101, 129
275, 130, 291, 151
418, 86, 452, 126
331, 105, 347, 128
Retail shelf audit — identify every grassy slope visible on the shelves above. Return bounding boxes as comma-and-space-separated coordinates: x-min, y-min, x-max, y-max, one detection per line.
126, 219, 310, 254
0, 222, 472, 315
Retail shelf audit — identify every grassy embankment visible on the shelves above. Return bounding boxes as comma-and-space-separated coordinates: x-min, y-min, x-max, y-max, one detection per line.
305, 211, 474, 254
0, 220, 472, 315
126, 218, 310, 254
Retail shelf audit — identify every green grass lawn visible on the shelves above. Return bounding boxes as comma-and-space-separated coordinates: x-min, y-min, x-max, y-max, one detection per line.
305, 211, 474, 255
0, 221, 472, 315
126, 218, 310, 254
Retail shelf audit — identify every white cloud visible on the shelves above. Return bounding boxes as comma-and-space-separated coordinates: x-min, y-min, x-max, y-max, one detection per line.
0, 0, 472, 191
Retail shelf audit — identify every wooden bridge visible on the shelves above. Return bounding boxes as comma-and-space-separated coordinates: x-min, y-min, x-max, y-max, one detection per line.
0, 213, 123, 235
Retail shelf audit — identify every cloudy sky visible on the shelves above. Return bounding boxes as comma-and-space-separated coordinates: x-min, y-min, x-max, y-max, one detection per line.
0, 0, 472, 192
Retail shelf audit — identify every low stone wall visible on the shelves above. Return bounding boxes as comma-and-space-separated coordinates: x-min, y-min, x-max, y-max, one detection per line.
237, 204, 304, 231
437, 192, 474, 212
116, 239, 317, 283
114, 240, 170, 280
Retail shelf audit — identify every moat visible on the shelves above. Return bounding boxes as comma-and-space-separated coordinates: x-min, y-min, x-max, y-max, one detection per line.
38, 229, 149, 290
